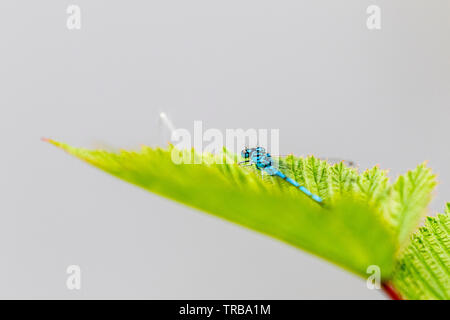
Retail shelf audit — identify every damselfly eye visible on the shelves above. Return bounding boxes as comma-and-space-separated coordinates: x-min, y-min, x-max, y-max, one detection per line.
241, 149, 249, 158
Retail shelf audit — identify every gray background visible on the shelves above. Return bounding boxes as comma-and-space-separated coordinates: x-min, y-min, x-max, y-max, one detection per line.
1, 1, 449, 299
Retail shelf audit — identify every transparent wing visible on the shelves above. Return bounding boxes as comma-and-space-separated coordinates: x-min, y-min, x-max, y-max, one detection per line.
319, 157, 357, 168
269, 155, 296, 173
270, 155, 358, 169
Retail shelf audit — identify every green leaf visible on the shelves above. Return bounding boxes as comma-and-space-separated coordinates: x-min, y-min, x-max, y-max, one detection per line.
383, 164, 437, 246
355, 166, 390, 206
46, 139, 398, 279
391, 206, 450, 300
329, 162, 358, 197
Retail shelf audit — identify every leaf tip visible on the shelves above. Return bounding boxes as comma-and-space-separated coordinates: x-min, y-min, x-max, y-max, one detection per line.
42, 138, 71, 153
41, 137, 59, 147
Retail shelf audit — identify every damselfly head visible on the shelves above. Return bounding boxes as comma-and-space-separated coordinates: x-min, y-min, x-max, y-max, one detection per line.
241, 147, 250, 159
